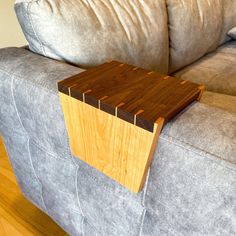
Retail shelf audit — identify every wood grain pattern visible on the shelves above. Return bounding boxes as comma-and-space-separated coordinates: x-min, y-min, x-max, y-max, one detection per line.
59, 93, 164, 192
58, 61, 204, 192
58, 61, 204, 132
0, 136, 67, 236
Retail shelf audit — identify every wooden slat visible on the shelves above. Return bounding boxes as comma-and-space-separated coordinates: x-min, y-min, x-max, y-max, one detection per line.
58, 61, 204, 192
59, 93, 164, 192
58, 61, 203, 132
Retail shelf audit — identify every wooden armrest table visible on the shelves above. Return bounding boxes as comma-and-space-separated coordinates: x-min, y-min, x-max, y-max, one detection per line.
58, 61, 204, 193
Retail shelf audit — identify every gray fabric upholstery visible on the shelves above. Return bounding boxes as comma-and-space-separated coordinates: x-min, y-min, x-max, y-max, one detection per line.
166, 0, 223, 72
15, 0, 169, 74
201, 91, 236, 114
174, 41, 236, 96
166, 0, 236, 73
1, 48, 236, 235
220, 0, 236, 44
228, 27, 236, 40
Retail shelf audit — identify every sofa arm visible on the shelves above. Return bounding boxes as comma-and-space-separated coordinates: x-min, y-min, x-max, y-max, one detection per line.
0, 47, 84, 155
143, 103, 236, 235
0, 47, 236, 235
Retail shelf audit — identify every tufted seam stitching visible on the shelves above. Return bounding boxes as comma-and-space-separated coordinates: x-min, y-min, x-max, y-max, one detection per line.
0, 68, 58, 95
11, 70, 48, 214
63, 132, 99, 232
82, 216, 85, 236
0, 118, 70, 160
141, 168, 150, 207
159, 133, 236, 170
73, 158, 102, 233
21, 135, 84, 228
30, 138, 71, 161
0, 69, 71, 159
4, 64, 234, 169
3, 56, 139, 236
27, 140, 84, 218
74, 165, 143, 236
2, 67, 88, 232
64, 130, 98, 235
27, 0, 46, 56
139, 168, 150, 236
6, 71, 236, 177
73, 155, 140, 235
75, 165, 85, 217
138, 209, 146, 236
3, 55, 236, 235
27, 138, 48, 213
10, 73, 27, 135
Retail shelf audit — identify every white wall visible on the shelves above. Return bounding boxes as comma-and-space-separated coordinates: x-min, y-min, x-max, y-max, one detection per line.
0, 0, 27, 48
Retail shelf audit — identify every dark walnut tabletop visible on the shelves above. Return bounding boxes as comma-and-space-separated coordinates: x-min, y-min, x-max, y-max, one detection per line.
58, 61, 204, 132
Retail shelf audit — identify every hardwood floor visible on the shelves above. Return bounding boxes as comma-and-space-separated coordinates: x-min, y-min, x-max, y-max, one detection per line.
0, 136, 68, 236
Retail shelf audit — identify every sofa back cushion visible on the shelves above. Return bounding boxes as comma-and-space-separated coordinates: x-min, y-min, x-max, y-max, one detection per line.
167, 0, 224, 73
220, 0, 236, 44
15, 0, 169, 74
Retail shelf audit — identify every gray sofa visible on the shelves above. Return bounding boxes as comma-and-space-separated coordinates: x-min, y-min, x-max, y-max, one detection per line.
0, 0, 236, 235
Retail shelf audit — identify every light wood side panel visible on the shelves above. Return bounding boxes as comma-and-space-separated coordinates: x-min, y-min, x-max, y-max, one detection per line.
60, 93, 163, 192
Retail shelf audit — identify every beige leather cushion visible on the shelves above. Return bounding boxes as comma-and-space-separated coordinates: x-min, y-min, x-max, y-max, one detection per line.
15, 0, 169, 73
167, 0, 223, 73
174, 41, 236, 96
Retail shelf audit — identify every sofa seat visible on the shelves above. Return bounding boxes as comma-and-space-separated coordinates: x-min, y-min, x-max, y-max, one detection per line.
174, 41, 236, 96
200, 91, 236, 114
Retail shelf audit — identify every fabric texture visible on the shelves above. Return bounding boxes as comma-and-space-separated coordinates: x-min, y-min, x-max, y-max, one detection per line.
166, 0, 223, 72
14, 0, 169, 74
1, 47, 236, 235
174, 41, 236, 96
200, 91, 236, 114
166, 0, 236, 73
220, 0, 236, 44
228, 27, 236, 40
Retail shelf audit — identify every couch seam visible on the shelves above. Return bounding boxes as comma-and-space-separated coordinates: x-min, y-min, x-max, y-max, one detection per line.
0, 68, 58, 94
30, 138, 71, 161
0, 69, 71, 159
4, 69, 236, 174
27, 138, 48, 214
4, 65, 235, 168
65, 130, 99, 235
0, 118, 70, 161
11, 70, 49, 214
139, 168, 150, 236
159, 134, 236, 170
24, 139, 83, 216
2, 53, 236, 235
75, 165, 85, 217
73, 154, 139, 236
73, 158, 103, 234
27, 0, 46, 56
81, 216, 85, 236
10, 73, 28, 135
138, 209, 146, 236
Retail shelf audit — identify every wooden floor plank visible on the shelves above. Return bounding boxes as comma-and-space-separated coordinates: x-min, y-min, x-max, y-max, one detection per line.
0, 135, 67, 235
